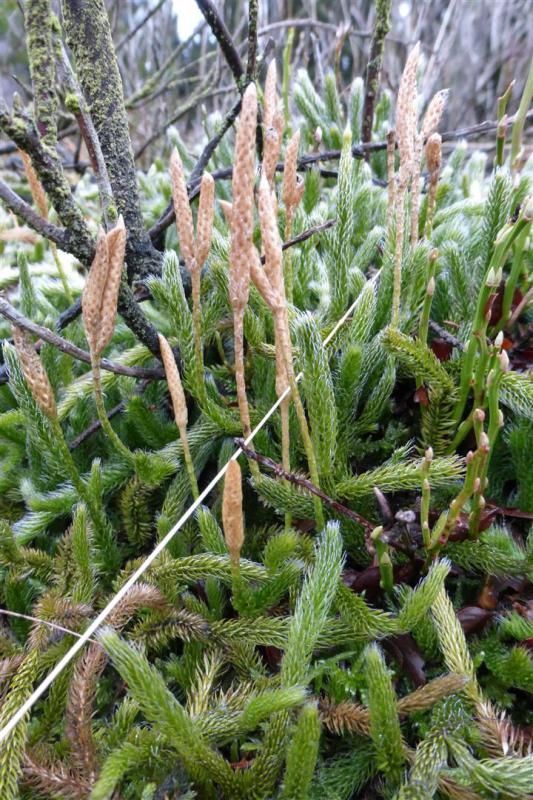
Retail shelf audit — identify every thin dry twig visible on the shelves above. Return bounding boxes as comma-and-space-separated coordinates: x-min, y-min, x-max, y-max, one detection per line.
237, 439, 374, 531
0, 297, 164, 380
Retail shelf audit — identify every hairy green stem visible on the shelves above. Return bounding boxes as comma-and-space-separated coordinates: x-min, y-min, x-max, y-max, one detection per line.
91, 362, 135, 464
275, 313, 324, 528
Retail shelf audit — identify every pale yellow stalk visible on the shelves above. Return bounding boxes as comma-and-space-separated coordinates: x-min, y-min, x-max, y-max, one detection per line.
282, 130, 304, 303
255, 180, 323, 526
392, 43, 420, 326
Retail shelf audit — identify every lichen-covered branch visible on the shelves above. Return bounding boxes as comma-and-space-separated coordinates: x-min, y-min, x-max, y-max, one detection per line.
0, 102, 95, 262
362, 0, 392, 148
24, 0, 58, 147
57, 46, 115, 228
61, 0, 162, 280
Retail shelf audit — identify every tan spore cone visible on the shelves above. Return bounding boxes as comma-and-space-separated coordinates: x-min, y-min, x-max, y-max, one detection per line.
262, 60, 284, 187
12, 326, 57, 419
82, 216, 126, 361
222, 459, 244, 565
228, 82, 258, 439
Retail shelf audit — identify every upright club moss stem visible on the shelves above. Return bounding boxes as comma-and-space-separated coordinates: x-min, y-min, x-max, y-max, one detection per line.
420, 447, 433, 551
419, 250, 438, 346
191, 270, 204, 393
233, 308, 251, 441
50, 416, 110, 538
391, 187, 406, 328
283, 209, 295, 305
498, 226, 528, 332
275, 314, 324, 528
12, 325, 111, 538
91, 362, 134, 463
282, 132, 304, 305
280, 396, 292, 531
453, 204, 531, 431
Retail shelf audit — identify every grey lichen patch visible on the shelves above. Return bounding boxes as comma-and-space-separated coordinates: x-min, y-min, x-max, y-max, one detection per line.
24, 0, 58, 148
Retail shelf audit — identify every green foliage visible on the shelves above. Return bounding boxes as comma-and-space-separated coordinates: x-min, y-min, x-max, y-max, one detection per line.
0, 40, 532, 800
280, 703, 321, 800
364, 644, 405, 785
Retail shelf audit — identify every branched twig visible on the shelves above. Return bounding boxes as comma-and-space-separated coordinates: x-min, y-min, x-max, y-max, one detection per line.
115, 0, 167, 52
236, 439, 374, 531
134, 80, 232, 160
0, 179, 71, 250
68, 400, 124, 450
57, 46, 115, 228
190, 97, 243, 187
428, 320, 465, 350
194, 0, 244, 86
0, 297, 164, 380
280, 218, 336, 250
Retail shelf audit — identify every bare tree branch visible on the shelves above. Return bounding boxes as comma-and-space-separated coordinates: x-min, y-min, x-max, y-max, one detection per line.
237, 439, 374, 531
0, 296, 164, 380
194, 0, 244, 86
0, 179, 72, 252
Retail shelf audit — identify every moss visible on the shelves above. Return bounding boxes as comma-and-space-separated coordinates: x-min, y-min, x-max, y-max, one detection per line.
64, 93, 81, 115
107, 203, 118, 222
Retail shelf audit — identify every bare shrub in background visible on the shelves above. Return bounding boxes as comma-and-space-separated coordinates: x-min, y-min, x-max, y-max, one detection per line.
1, 0, 531, 165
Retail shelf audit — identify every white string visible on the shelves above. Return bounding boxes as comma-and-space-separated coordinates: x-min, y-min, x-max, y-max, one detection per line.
0, 292, 362, 743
